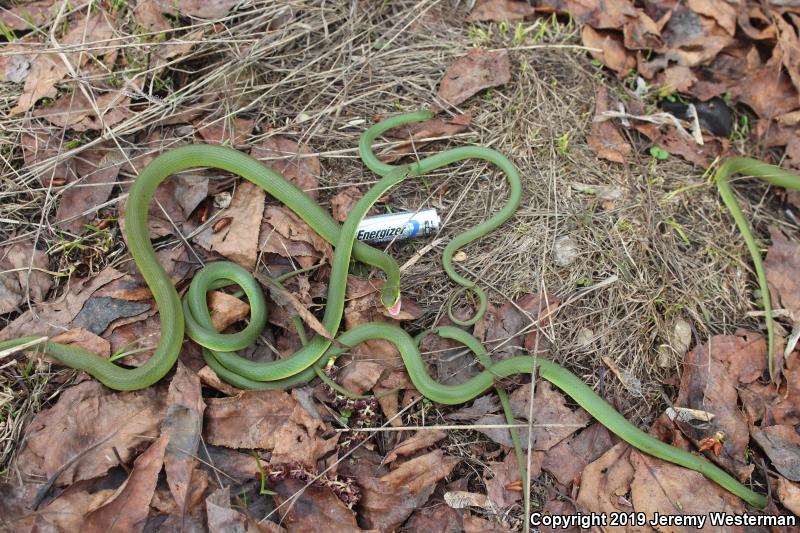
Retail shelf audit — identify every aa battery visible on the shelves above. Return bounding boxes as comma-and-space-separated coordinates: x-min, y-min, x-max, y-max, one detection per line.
355, 208, 440, 243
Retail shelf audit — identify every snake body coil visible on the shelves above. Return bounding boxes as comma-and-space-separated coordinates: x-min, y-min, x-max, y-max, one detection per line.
0, 112, 770, 509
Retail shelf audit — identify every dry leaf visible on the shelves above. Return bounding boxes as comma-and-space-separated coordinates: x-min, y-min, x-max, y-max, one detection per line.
259, 205, 332, 269
566, 0, 636, 29
51, 328, 111, 357
751, 425, 800, 481
85, 433, 169, 532
777, 477, 800, 515
354, 450, 460, 531
473, 292, 559, 361
0, 241, 52, 314
21, 128, 76, 187
385, 429, 447, 463
252, 136, 321, 200
0, 0, 57, 31
206, 486, 276, 533
686, 0, 737, 36
542, 422, 616, 487
675, 333, 764, 480
195, 117, 254, 148
32, 89, 132, 132
331, 186, 361, 223
405, 505, 465, 532
379, 113, 471, 163
734, 65, 800, 119
56, 143, 126, 234
463, 513, 514, 533
468, 0, 537, 22
582, 26, 636, 76
15, 380, 166, 486
475, 381, 590, 450
765, 230, 800, 321
12, 11, 117, 114
660, 5, 736, 68
338, 360, 385, 396
134, 0, 172, 33
151, 0, 241, 19
203, 181, 266, 269
587, 86, 632, 163
485, 451, 538, 509
272, 479, 363, 533
208, 290, 251, 332
162, 362, 205, 517
204, 390, 337, 466
437, 49, 511, 108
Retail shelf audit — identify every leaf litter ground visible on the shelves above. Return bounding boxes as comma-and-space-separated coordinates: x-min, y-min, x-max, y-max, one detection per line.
0, 0, 799, 531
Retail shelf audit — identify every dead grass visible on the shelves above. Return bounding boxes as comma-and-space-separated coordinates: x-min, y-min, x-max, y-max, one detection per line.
1, 0, 797, 527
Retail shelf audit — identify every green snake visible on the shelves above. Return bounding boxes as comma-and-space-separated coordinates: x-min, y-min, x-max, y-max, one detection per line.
714, 159, 800, 383
1, 111, 785, 510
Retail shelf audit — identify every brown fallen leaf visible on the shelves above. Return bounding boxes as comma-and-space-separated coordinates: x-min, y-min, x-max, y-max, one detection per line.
337, 360, 385, 396
485, 451, 539, 509
473, 292, 559, 361
0, 241, 53, 314
468, 0, 537, 22
751, 425, 800, 481
463, 513, 514, 533
765, 230, 800, 322
259, 205, 332, 269
775, 14, 800, 99
582, 26, 637, 76
739, 349, 800, 427
675, 333, 765, 480
204, 390, 337, 466
628, 446, 746, 524
0, 0, 57, 31
475, 381, 590, 450
385, 429, 447, 463
12, 10, 117, 114
150, 0, 241, 19
206, 486, 279, 533
21, 128, 76, 187
660, 5, 736, 68
734, 64, 800, 119
437, 49, 511, 108
252, 136, 321, 200
198, 365, 244, 396
51, 328, 111, 357
405, 504, 465, 532
32, 89, 132, 132
162, 362, 205, 517
272, 478, 364, 533
777, 478, 800, 515
330, 186, 362, 223
85, 433, 169, 532
200, 181, 265, 269
120, 162, 209, 239
379, 113, 471, 163
194, 116, 255, 148
15, 380, 166, 486
686, 0, 736, 36
566, 0, 637, 29
55, 143, 126, 234
654, 65, 698, 94
0, 267, 125, 340
540, 500, 580, 533
134, 0, 172, 33
587, 86, 632, 164
353, 449, 460, 531
542, 422, 616, 487
208, 290, 251, 332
